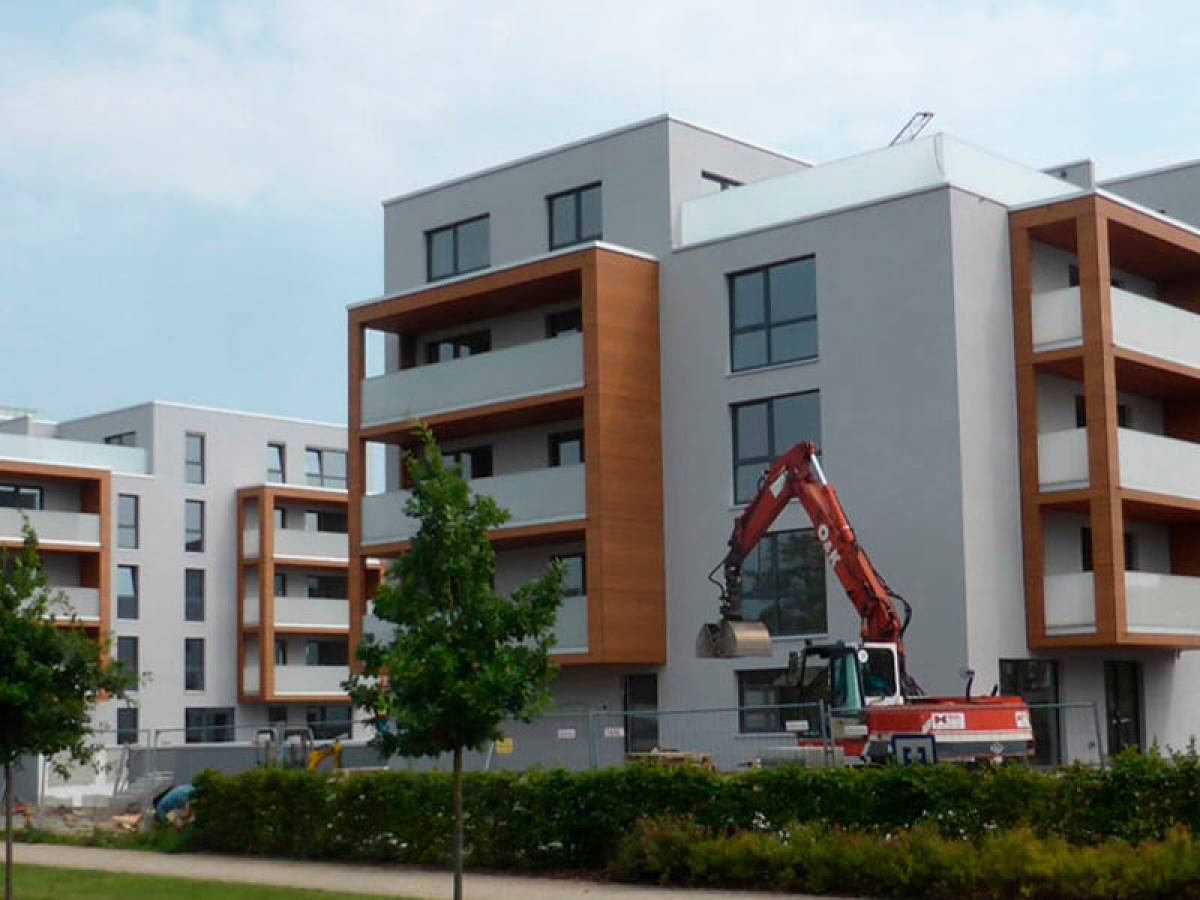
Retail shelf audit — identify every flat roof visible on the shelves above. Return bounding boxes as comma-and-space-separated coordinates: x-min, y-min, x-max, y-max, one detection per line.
61, 400, 344, 432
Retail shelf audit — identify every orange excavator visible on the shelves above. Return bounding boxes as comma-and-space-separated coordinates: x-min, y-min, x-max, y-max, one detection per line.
697, 442, 1033, 764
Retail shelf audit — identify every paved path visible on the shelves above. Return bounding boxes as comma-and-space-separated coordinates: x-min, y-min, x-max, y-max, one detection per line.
13, 842, 835, 898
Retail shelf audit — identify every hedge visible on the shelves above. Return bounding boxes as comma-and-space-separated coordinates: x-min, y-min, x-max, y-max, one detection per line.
191, 749, 1200, 872
611, 816, 1200, 899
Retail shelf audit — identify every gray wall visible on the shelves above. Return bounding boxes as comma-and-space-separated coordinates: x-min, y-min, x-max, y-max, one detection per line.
1103, 162, 1200, 230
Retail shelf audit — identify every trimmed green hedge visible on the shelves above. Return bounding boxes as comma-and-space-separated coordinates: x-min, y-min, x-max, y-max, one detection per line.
611, 816, 1200, 899
191, 750, 1200, 871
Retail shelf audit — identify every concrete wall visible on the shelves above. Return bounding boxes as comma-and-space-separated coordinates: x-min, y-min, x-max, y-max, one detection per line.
1103, 162, 1200, 230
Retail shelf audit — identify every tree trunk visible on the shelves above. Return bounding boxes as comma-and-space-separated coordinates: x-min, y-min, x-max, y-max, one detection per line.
5, 760, 13, 900
452, 746, 464, 900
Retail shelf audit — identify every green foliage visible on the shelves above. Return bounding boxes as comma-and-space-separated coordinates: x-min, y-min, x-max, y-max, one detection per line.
345, 424, 563, 759
609, 816, 1200, 898
0, 522, 134, 769
191, 750, 1200, 873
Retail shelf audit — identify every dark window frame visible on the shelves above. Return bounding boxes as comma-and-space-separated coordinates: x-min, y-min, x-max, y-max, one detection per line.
306, 704, 352, 740
185, 568, 205, 622
728, 255, 818, 372
736, 668, 806, 735
548, 430, 584, 467
185, 499, 205, 552
267, 442, 286, 483
184, 637, 205, 691
184, 706, 234, 744
547, 182, 602, 250
1000, 658, 1062, 766
0, 484, 43, 510
117, 564, 139, 620
116, 706, 139, 745
442, 445, 493, 480
545, 308, 583, 338
117, 635, 139, 683
185, 432, 205, 484
306, 573, 348, 599
305, 447, 348, 489
739, 528, 827, 638
274, 572, 287, 597
426, 214, 490, 282
304, 508, 348, 534
732, 391, 821, 504
424, 330, 491, 364
118, 494, 139, 549
554, 553, 586, 597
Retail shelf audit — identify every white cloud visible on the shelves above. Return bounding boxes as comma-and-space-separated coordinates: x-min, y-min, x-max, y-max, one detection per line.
0, 0, 1193, 218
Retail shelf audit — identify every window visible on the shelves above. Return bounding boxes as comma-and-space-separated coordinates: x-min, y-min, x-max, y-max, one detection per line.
737, 669, 806, 734
274, 638, 288, 665
548, 431, 584, 467
732, 392, 821, 503
184, 638, 205, 691
0, 484, 42, 510
442, 446, 493, 480
425, 330, 490, 364
274, 506, 286, 530
104, 432, 136, 446
116, 707, 139, 745
546, 308, 583, 338
117, 565, 138, 619
185, 432, 205, 484
305, 448, 347, 489
274, 573, 287, 596
623, 674, 659, 753
117, 636, 139, 682
307, 574, 348, 598
556, 554, 585, 597
185, 569, 205, 622
426, 214, 490, 281
730, 257, 817, 371
741, 529, 826, 636
185, 500, 204, 552
267, 443, 286, 483
184, 707, 234, 743
548, 183, 602, 249
305, 638, 348, 666
1074, 395, 1130, 428
118, 494, 139, 549
702, 170, 743, 191
1104, 660, 1142, 754
1000, 659, 1061, 766
1081, 528, 1138, 571
304, 508, 348, 533
307, 705, 352, 740
268, 705, 288, 726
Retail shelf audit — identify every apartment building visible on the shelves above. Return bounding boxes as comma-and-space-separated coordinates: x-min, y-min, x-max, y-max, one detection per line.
0, 402, 355, 743
348, 115, 1200, 764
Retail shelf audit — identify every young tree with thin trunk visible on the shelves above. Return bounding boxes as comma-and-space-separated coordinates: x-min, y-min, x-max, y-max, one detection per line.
0, 523, 134, 900
346, 427, 563, 900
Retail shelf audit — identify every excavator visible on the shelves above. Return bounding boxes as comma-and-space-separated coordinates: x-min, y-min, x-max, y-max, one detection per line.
697, 442, 1033, 764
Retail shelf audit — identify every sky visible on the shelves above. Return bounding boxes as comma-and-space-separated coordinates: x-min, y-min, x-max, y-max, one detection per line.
2, 1, 1199, 424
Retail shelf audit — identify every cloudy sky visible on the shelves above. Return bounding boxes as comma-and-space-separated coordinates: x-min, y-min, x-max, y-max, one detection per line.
2, 1, 1197, 422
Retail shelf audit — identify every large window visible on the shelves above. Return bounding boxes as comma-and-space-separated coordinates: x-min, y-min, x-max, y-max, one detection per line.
304, 508, 348, 533
116, 707, 139, 745
185, 500, 204, 552
117, 565, 139, 620
118, 494, 139, 549
1000, 659, 1062, 766
425, 330, 490, 364
548, 183, 602, 249
442, 446, 493, 480
427, 214, 490, 281
184, 638, 205, 691
732, 391, 821, 503
549, 430, 584, 467
305, 448, 347, 489
307, 574, 348, 598
185, 432, 205, 484
185, 569, 205, 622
305, 638, 349, 666
184, 707, 234, 743
737, 669, 806, 734
742, 529, 826, 636
0, 484, 42, 509
729, 257, 817, 371
117, 635, 139, 683
557, 554, 586, 597
267, 443, 286, 483
307, 705, 352, 740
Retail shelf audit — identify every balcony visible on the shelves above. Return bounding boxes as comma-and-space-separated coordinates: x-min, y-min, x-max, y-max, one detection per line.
1043, 571, 1200, 637
273, 665, 347, 697
57, 586, 100, 622
0, 508, 100, 547
362, 464, 586, 548
361, 333, 584, 429
1039, 428, 1200, 502
243, 527, 348, 562
273, 595, 349, 631
552, 594, 588, 654
1033, 285, 1200, 372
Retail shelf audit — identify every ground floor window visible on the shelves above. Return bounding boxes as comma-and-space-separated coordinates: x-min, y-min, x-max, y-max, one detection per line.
1104, 660, 1142, 755
116, 707, 139, 745
736, 668, 805, 734
999, 659, 1061, 765
185, 707, 235, 743
306, 705, 351, 740
623, 673, 658, 753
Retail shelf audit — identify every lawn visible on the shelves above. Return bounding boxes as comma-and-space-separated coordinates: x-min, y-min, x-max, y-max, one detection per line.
5, 865, 409, 899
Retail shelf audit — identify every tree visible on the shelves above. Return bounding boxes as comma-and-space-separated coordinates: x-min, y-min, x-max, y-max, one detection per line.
0, 523, 134, 900
346, 428, 563, 900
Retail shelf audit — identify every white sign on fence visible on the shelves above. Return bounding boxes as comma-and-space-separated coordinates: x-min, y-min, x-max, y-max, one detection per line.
556, 728, 577, 740
603, 726, 625, 739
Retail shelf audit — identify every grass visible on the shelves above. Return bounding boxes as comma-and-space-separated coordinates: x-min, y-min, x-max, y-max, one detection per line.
5, 865, 412, 899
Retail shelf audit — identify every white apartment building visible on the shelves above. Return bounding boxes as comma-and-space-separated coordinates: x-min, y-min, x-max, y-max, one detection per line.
0, 402, 356, 745
347, 116, 1200, 766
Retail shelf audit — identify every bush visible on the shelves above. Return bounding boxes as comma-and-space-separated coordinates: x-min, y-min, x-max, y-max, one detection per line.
190, 749, 1200, 872
610, 815, 1200, 898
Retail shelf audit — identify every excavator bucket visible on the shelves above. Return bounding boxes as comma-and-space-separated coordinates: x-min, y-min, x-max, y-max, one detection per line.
695, 619, 773, 658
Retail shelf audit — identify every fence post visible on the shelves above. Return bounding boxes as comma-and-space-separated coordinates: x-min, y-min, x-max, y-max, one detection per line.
1090, 701, 1106, 769
586, 709, 599, 770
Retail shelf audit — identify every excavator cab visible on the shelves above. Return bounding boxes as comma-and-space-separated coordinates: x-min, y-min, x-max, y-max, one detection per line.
784, 642, 904, 713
